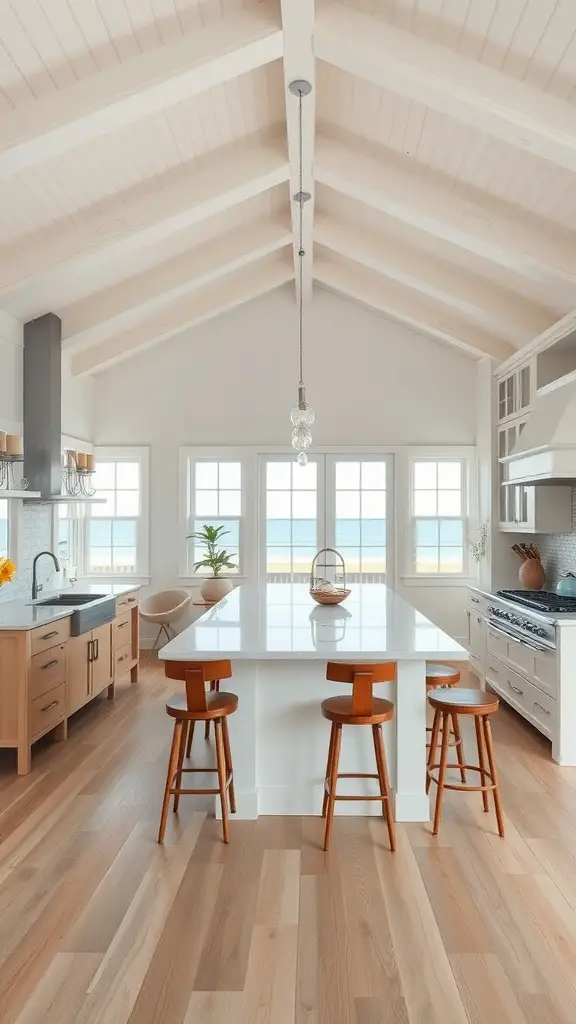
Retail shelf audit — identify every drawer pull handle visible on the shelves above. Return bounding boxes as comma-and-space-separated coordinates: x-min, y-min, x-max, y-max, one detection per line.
127, 597, 136, 603
534, 701, 550, 715
508, 681, 524, 695
470, 597, 479, 604
490, 665, 499, 674
41, 631, 59, 640
40, 699, 59, 712
118, 654, 129, 662
118, 621, 128, 629
41, 660, 59, 671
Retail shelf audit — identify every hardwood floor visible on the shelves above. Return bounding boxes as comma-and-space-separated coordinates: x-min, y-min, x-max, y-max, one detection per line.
0, 661, 576, 1023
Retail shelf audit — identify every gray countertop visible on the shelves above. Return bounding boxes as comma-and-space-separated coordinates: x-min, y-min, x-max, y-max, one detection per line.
0, 583, 140, 631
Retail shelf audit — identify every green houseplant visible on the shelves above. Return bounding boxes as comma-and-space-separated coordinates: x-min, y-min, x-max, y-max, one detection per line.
188, 524, 237, 602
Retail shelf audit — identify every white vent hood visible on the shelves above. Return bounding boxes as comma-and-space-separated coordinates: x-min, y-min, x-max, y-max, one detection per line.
501, 379, 576, 484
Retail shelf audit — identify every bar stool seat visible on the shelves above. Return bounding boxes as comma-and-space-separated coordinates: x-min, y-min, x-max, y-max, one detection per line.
321, 695, 394, 726
321, 662, 396, 853
426, 662, 461, 688
158, 659, 238, 845
426, 687, 504, 838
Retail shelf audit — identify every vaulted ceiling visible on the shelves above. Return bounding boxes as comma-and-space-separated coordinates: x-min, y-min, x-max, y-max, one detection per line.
2, 0, 576, 374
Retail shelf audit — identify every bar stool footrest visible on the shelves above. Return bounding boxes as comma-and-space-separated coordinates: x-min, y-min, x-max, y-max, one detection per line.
427, 762, 495, 793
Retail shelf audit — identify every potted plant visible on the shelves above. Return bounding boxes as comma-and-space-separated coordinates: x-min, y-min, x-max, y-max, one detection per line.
187, 524, 237, 602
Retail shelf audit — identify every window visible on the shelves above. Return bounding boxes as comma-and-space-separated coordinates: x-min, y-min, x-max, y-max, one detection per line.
264, 459, 318, 579
0, 499, 8, 560
186, 460, 242, 574
412, 459, 466, 575
331, 460, 387, 576
86, 449, 149, 576
54, 503, 82, 575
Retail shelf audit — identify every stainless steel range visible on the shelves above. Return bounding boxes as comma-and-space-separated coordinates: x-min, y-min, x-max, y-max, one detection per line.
487, 590, 558, 651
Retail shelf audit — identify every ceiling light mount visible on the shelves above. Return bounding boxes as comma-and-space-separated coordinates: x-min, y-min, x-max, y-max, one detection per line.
289, 79, 312, 97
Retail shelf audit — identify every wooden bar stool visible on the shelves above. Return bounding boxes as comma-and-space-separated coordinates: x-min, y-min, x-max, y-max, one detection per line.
321, 661, 396, 853
426, 688, 504, 838
158, 659, 238, 845
425, 663, 466, 784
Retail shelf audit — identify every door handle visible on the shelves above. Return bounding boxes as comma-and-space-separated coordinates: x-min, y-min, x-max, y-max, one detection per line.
88, 639, 94, 662
94, 637, 99, 660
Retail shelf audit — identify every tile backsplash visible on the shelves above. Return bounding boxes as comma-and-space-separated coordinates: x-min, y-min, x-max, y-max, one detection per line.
0, 503, 57, 603
535, 488, 576, 585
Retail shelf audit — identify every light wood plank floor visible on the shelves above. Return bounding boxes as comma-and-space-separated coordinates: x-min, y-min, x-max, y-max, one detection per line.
1, 661, 576, 1023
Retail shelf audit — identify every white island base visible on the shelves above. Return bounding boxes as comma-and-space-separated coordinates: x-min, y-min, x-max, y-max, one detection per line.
159, 584, 467, 822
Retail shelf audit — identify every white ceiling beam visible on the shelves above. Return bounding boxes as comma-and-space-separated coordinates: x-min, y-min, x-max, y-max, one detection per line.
316, 135, 576, 286
316, 3, 576, 173
63, 220, 292, 350
0, 137, 289, 299
0, 12, 282, 180
280, 0, 315, 304
314, 253, 514, 361
315, 215, 554, 344
71, 257, 294, 377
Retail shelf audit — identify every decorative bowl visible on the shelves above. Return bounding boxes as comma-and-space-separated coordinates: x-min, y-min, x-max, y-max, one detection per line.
310, 588, 351, 606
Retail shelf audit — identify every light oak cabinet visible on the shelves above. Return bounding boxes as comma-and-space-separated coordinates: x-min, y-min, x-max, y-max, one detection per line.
0, 587, 140, 774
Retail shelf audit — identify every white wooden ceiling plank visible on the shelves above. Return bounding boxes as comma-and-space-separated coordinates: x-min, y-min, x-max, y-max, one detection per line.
456, 0, 499, 61
0, 4, 55, 100
66, 0, 123, 72
279, 0, 315, 304
12, 0, 78, 90
523, 0, 576, 92
70, 255, 294, 375
0, 10, 283, 178
499, 0, 561, 83
0, 136, 289, 296
314, 251, 514, 361
37, 0, 101, 80
91, 0, 141, 62
63, 218, 292, 349
315, 133, 576, 285
477, 0, 528, 71
316, 1, 576, 173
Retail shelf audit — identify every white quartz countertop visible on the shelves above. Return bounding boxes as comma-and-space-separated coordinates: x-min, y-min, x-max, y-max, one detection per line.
0, 583, 140, 631
159, 583, 467, 661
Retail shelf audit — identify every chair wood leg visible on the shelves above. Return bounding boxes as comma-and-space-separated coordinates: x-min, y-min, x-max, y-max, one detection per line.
322, 723, 337, 818
146, 625, 163, 667
451, 712, 467, 784
482, 716, 505, 838
432, 713, 451, 836
323, 724, 342, 852
426, 709, 442, 795
185, 720, 195, 758
173, 721, 188, 813
204, 680, 219, 739
214, 718, 230, 843
222, 717, 236, 813
373, 724, 396, 852
158, 720, 183, 844
474, 716, 490, 812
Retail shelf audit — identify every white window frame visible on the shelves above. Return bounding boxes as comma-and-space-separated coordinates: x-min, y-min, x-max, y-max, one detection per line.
258, 453, 326, 582
52, 503, 84, 576
402, 447, 476, 584
0, 497, 11, 561
83, 446, 150, 580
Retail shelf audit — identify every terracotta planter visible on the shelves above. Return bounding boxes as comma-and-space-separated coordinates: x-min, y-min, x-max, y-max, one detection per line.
518, 558, 545, 590
200, 577, 233, 603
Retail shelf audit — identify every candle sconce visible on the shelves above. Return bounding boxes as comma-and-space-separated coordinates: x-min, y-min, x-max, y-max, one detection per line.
62, 450, 96, 497
0, 434, 28, 492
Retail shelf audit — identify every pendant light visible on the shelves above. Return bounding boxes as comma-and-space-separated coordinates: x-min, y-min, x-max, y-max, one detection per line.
289, 80, 314, 467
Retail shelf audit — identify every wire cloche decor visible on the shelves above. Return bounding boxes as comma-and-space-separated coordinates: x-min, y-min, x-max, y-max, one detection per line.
310, 548, 351, 605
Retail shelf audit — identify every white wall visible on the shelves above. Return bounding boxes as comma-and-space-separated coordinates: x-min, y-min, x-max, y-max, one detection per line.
93, 285, 479, 640
61, 353, 94, 441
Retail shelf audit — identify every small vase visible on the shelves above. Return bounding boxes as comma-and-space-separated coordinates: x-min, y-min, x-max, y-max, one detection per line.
200, 577, 233, 603
518, 558, 545, 590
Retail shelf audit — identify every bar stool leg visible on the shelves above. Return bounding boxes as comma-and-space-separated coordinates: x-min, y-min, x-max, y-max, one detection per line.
205, 680, 220, 739
323, 724, 342, 852
426, 709, 442, 795
173, 721, 188, 813
372, 724, 396, 852
222, 717, 236, 814
432, 713, 451, 836
214, 718, 230, 844
474, 717, 489, 812
322, 723, 337, 818
185, 720, 195, 758
451, 712, 467, 785
482, 716, 505, 838
158, 720, 183, 844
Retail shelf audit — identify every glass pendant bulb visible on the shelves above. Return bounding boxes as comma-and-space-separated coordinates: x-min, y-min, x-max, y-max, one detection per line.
291, 424, 312, 452
297, 452, 308, 466
290, 385, 315, 427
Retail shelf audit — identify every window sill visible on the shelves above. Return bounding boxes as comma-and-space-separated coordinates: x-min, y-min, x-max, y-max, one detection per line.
78, 574, 151, 585
400, 575, 477, 588
178, 575, 247, 583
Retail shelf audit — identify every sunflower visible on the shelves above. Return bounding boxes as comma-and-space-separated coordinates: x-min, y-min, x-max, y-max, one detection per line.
0, 558, 16, 585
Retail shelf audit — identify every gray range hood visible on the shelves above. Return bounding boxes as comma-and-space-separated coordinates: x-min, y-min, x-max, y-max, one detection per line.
501, 379, 576, 485
23, 313, 102, 502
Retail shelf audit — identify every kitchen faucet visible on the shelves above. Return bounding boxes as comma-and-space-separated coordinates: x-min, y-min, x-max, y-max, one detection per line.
31, 551, 60, 601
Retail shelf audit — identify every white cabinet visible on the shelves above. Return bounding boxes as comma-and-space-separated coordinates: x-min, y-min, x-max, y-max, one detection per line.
497, 418, 572, 533
498, 365, 531, 423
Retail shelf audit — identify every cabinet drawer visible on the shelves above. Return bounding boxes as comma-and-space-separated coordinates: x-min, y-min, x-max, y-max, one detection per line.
116, 592, 138, 615
486, 657, 555, 740
113, 614, 132, 650
30, 644, 66, 700
114, 642, 132, 676
486, 626, 557, 698
468, 592, 487, 616
30, 683, 66, 739
31, 618, 70, 657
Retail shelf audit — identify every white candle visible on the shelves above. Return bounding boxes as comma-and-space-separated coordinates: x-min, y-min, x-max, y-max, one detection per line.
5, 434, 22, 456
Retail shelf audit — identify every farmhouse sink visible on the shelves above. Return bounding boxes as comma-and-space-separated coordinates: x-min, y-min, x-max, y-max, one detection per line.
37, 593, 107, 606
35, 594, 116, 635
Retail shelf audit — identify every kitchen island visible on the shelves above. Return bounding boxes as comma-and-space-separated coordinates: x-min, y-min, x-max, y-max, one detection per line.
159, 583, 466, 821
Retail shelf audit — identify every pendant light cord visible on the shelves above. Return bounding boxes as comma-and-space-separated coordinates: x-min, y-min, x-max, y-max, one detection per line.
298, 89, 304, 388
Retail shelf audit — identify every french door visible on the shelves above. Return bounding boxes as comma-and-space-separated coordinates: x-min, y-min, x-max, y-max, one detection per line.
259, 454, 392, 583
